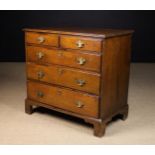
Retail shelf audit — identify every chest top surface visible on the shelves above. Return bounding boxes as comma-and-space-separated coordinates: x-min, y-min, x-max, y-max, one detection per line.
24, 27, 134, 38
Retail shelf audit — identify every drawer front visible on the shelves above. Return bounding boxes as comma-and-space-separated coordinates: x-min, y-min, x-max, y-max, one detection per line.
60, 35, 102, 52
27, 63, 100, 95
26, 46, 101, 72
25, 32, 59, 47
27, 81, 99, 117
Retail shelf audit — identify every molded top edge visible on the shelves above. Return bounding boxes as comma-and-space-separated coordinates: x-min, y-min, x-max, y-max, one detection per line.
23, 27, 134, 38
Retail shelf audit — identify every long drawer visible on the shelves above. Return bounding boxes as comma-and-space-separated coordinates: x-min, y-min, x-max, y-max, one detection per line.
27, 81, 99, 118
27, 63, 100, 95
26, 46, 101, 72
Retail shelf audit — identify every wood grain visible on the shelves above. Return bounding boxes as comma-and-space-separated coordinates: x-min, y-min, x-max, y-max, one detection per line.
27, 63, 100, 95
26, 46, 101, 72
27, 81, 99, 117
24, 27, 133, 137
23, 27, 134, 38
60, 35, 102, 52
25, 32, 59, 47
100, 35, 132, 119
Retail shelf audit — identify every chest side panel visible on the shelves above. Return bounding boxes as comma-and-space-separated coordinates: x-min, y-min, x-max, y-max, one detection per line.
100, 35, 132, 119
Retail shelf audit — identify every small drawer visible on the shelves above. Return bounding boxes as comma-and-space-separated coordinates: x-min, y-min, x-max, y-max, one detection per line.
27, 81, 99, 118
26, 46, 101, 72
25, 32, 59, 47
27, 63, 100, 95
60, 35, 102, 52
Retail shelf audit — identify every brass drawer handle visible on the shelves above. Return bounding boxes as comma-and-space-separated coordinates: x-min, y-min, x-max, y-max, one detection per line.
37, 36, 45, 43
76, 57, 86, 65
75, 101, 84, 108
37, 71, 45, 79
37, 91, 44, 98
57, 90, 62, 96
36, 52, 44, 59
76, 40, 84, 48
57, 51, 63, 57
57, 68, 64, 75
76, 79, 86, 87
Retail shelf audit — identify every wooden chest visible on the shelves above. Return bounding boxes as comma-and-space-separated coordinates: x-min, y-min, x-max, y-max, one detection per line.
24, 28, 133, 137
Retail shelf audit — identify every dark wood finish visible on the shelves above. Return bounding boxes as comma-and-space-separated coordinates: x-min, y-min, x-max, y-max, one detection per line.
24, 27, 133, 137
60, 35, 102, 52
26, 46, 101, 72
25, 101, 33, 114
27, 63, 100, 95
100, 35, 132, 119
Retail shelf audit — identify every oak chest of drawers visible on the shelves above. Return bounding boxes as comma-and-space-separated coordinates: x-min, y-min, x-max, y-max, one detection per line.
24, 28, 133, 137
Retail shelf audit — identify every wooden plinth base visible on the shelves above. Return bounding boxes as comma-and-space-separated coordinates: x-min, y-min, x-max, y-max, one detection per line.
25, 99, 128, 137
